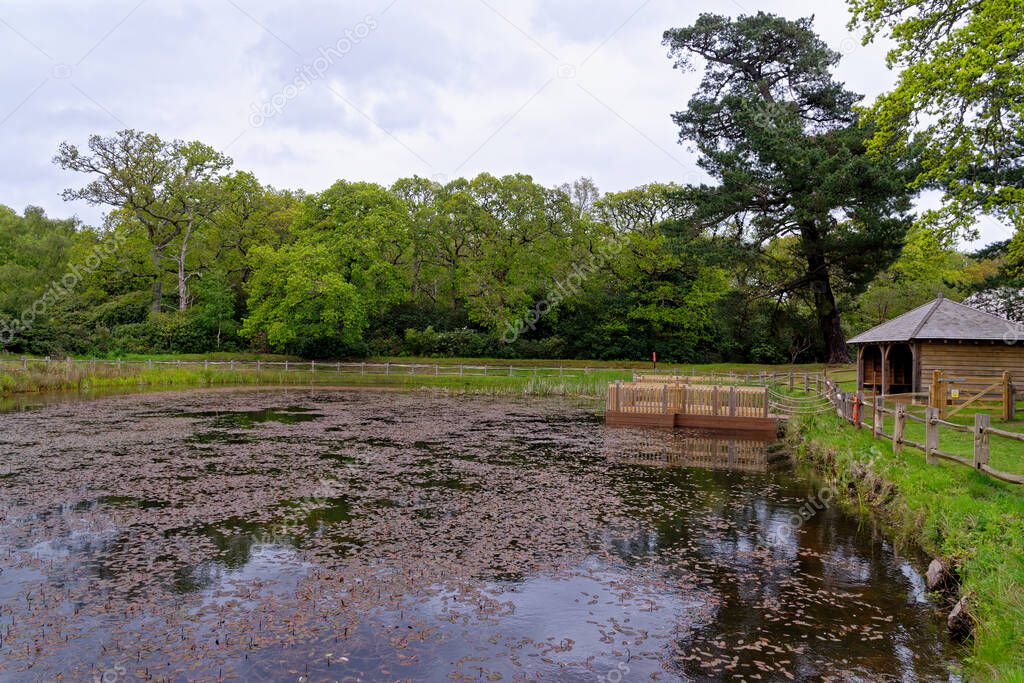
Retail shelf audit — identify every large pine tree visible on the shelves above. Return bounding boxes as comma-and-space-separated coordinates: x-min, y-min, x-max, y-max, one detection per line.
664, 13, 915, 363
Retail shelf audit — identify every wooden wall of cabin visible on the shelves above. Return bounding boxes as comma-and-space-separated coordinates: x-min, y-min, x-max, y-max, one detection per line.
918, 341, 1024, 379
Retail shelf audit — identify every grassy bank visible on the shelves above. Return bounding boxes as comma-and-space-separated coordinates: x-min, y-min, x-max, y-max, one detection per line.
792, 409, 1024, 679
0, 355, 839, 400
0, 359, 634, 400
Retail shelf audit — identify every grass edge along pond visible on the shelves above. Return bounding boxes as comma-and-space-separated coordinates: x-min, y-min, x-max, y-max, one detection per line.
0, 355, 824, 400
791, 409, 1024, 680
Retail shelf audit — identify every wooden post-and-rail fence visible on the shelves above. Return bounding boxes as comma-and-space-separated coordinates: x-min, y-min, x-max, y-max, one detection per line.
828, 380, 1024, 486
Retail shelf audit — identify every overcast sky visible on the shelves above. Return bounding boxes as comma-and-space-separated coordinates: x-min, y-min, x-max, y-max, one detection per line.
0, 0, 1011, 246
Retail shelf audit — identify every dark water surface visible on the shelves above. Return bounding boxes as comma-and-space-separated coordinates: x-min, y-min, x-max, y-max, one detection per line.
0, 388, 960, 681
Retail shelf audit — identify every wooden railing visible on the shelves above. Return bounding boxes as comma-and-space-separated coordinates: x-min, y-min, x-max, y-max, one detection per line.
606, 381, 770, 417
825, 381, 1024, 486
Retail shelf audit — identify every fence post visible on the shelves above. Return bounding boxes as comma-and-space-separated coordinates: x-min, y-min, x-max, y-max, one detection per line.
284, 360, 289, 372
973, 413, 990, 469
21, 355, 26, 371
925, 407, 939, 465
788, 371, 794, 391
873, 397, 884, 438
855, 390, 864, 429
435, 364, 439, 376
615, 380, 621, 412
385, 362, 389, 377
729, 386, 737, 416
662, 384, 668, 414
147, 359, 152, 370
763, 386, 770, 417
205, 359, 209, 370
459, 364, 463, 377
1010, 381, 1017, 421
893, 403, 906, 454
257, 359, 261, 371
508, 365, 513, 377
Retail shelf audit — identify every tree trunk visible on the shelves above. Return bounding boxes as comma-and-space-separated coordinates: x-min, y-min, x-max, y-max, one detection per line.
177, 222, 194, 312
803, 227, 850, 364
808, 259, 850, 364
150, 248, 163, 314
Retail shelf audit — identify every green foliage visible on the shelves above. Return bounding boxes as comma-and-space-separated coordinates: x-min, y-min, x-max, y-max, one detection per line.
848, 0, 1024, 238
241, 181, 410, 356
663, 12, 915, 363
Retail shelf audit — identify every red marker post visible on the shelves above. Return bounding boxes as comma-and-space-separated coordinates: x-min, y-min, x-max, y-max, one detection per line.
652, 351, 657, 373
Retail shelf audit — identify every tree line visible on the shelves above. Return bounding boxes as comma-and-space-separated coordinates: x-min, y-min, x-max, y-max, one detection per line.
1, 8, 1021, 363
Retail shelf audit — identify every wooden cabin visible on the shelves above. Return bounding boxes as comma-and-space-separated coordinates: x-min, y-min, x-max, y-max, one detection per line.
848, 295, 1024, 395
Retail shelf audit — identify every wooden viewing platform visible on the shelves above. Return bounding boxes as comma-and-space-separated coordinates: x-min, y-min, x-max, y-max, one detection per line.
604, 380, 782, 437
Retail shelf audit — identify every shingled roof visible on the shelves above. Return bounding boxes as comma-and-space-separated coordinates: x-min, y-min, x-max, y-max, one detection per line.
849, 295, 1024, 344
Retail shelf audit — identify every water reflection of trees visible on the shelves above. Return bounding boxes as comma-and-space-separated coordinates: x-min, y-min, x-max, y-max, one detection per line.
599, 430, 952, 680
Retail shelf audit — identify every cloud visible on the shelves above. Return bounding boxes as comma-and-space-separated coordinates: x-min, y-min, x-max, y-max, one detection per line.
0, 0, 1013, 247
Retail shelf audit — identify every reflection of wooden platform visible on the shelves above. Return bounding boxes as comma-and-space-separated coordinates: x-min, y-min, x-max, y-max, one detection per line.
606, 434, 789, 472
604, 382, 781, 438
604, 411, 780, 437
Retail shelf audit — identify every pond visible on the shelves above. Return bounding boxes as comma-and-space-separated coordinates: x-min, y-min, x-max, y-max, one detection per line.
0, 388, 960, 681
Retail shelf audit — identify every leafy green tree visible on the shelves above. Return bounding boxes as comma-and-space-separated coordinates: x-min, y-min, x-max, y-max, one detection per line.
664, 12, 915, 363
0, 206, 79, 350
241, 181, 410, 355
848, 0, 1024, 237
54, 130, 232, 313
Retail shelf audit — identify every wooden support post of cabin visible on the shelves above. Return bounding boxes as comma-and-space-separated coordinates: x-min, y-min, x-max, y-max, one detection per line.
873, 397, 884, 437
881, 343, 891, 396
893, 403, 906, 454
974, 413, 990, 469
856, 346, 864, 392
1003, 372, 1013, 422
925, 407, 939, 465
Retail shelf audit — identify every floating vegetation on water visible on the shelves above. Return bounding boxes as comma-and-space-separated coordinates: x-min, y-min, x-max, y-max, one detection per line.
0, 389, 960, 681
